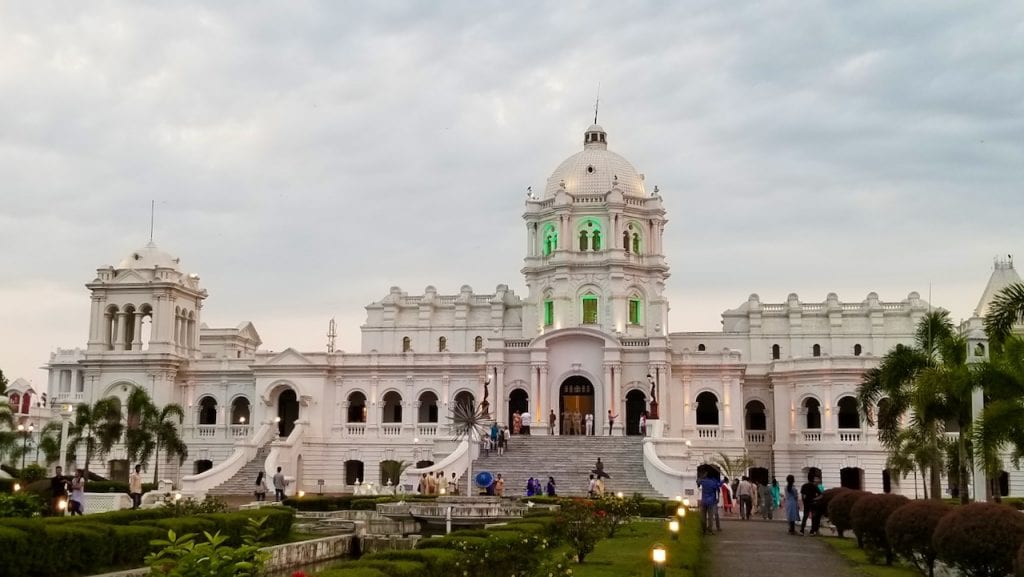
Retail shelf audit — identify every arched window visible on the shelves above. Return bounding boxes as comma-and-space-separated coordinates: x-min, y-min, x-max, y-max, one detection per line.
837, 396, 860, 429
877, 398, 892, 426
695, 392, 719, 426
579, 230, 589, 251
347, 392, 367, 423
344, 460, 364, 485
105, 305, 120, 350
592, 231, 601, 251
8, 392, 20, 414
454, 391, 475, 413
745, 400, 767, 430
402, 336, 411, 353
772, 344, 781, 360
812, 344, 821, 357
697, 343, 706, 352
628, 298, 642, 325
882, 469, 892, 493
438, 336, 447, 352
543, 300, 554, 327
542, 223, 558, 256
581, 293, 598, 324
803, 398, 821, 429
474, 336, 484, 352
623, 230, 630, 252
418, 391, 439, 423
853, 343, 862, 356
230, 397, 251, 424
198, 396, 218, 425
381, 391, 403, 423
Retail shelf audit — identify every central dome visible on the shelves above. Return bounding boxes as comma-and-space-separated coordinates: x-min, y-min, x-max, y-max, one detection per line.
543, 125, 645, 199
117, 241, 181, 270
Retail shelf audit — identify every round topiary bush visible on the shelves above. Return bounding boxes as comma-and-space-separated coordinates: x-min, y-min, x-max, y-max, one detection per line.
933, 502, 1024, 577
817, 487, 851, 520
1017, 542, 1024, 577
828, 490, 868, 538
886, 500, 952, 577
850, 493, 909, 563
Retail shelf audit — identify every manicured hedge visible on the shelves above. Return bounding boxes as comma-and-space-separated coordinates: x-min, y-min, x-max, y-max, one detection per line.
817, 487, 850, 518
0, 507, 294, 577
934, 502, 1024, 577
885, 499, 951, 577
283, 494, 439, 511
318, 569, 390, 577
828, 490, 868, 538
849, 493, 908, 563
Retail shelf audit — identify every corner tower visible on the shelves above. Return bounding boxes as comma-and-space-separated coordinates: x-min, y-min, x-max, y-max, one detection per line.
521, 124, 670, 339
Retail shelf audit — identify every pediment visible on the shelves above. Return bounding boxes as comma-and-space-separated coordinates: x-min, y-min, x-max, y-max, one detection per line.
111, 269, 149, 284
236, 321, 263, 346
265, 347, 312, 366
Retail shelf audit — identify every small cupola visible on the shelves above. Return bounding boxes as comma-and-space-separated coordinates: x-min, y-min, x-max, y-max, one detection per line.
583, 124, 608, 149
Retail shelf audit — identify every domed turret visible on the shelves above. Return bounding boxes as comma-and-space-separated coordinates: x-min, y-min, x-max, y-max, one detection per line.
543, 125, 645, 198
117, 241, 181, 270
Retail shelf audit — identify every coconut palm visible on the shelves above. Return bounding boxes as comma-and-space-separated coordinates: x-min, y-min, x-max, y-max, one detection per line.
971, 336, 1024, 476
710, 451, 755, 481
858, 310, 971, 500
984, 282, 1024, 345
37, 421, 64, 466
67, 397, 124, 477
124, 388, 188, 484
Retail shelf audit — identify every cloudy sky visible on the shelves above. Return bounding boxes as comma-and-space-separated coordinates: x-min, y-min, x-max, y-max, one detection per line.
2, 1, 1022, 387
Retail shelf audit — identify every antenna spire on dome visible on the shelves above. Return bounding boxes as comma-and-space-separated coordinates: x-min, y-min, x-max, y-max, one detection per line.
593, 82, 601, 125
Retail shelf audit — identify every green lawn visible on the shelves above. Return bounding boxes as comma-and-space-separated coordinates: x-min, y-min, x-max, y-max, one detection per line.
552, 516, 705, 577
822, 537, 921, 577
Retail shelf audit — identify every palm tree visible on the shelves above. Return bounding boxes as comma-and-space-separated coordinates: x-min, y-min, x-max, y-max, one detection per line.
37, 421, 64, 466
67, 397, 124, 477
124, 388, 188, 484
710, 451, 755, 481
984, 281, 1024, 346
0, 398, 18, 464
858, 310, 970, 500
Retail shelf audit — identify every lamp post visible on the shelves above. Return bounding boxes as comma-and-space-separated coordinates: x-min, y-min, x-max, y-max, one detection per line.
668, 518, 679, 540
652, 544, 667, 577
17, 424, 34, 472
58, 404, 73, 474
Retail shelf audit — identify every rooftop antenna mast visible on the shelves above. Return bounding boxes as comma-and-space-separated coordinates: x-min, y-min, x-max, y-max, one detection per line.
149, 200, 155, 243
593, 82, 601, 125
327, 317, 337, 353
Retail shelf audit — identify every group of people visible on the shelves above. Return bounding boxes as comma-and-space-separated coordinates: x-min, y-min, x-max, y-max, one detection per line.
511, 409, 623, 436
480, 422, 511, 456
696, 469, 827, 536
525, 476, 557, 496
253, 466, 290, 502
48, 465, 87, 515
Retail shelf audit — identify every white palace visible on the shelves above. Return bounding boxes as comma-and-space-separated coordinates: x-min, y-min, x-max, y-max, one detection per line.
32, 123, 1021, 498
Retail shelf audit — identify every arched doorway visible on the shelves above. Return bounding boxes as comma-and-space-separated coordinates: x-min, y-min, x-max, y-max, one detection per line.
625, 389, 647, 436
840, 467, 863, 490
749, 467, 769, 486
559, 376, 594, 436
277, 389, 299, 437
194, 459, 213, 475
508, 389, 529, 425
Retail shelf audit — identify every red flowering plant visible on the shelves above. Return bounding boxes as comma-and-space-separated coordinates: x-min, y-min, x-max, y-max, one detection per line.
555, 498, 612, 563
594, 493, 641, 537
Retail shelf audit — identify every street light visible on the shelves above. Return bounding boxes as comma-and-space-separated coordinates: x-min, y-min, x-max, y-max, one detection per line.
668, 519, 679, 540
677, 506, 686, 518
17, 424, 34, 472
652, 544, 667, 577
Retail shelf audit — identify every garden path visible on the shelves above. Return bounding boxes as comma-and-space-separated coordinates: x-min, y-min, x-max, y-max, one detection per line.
707, 518, 859, 577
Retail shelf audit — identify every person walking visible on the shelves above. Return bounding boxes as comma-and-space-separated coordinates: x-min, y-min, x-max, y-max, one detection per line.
720, 477, 734, 515
449, 472, 459, 495
588, 474, 597, 498
255, 471, 268, 501
585, 412, 594, 436
50, 466, 68, 515
592, 457, 610, 479
737, 476, 754, 520
272, 466, 288, 502
546, 476, 556, 496
129, 464, 144, 509
513, 411, 522, 435
799, 474, 823, 535
494, 473, 505, 497
697, 470, 722, 536
758, 480, 773, 520
490, 422, 499, 450
785, 475, 801, 535
639, 411, 647, 436
549, 410, 557, 435
770, 477, 781, 510
69, 469, 86, 516
526, 477, 535, 496
521, 410, 531, 434
499, 426, 509, 455
607, 410, 617, 435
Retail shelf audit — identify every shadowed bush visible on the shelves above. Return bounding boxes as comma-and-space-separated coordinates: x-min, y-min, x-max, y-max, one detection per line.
817, 487, 850, 519
827, 490, 868, 538
849, 493, 909, 563
933, 502, 1024, 577
886, 499, 952, 577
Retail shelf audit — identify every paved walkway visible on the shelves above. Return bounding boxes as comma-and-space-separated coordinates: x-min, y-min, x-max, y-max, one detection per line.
707, 518, 859, 577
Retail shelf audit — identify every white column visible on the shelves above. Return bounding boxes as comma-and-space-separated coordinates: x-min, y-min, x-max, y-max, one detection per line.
972, 387, 987, 501
132, 315, 143, 351
115, 312, 127, 350
530, 367, 539, 422
495, 367, 505, 425
537, 367, 547, 426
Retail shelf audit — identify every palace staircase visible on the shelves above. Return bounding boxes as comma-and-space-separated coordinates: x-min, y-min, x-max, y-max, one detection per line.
207, 444, 272, 496
472, 435, 664, 498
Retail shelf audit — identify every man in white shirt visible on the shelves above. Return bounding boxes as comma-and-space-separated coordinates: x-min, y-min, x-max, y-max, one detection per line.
736, 476, 754, 520
521, 410, 531, 435
585, 412, 594, 435
129, 465, 143, 510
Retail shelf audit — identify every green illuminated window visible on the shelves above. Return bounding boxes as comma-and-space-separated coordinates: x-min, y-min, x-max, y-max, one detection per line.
543, 300, 554, 327
581, 295, 598, 324
542, 223, 558, 256
629, 299, 642, 325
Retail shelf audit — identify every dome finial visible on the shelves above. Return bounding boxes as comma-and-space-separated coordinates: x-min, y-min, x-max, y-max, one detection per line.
593, 82, 601, 125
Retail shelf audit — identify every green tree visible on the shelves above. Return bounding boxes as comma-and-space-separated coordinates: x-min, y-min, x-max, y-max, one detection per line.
983, 281, 1024, 346
858, 310, 972, 501
971, 336, 1024, 489
0, 396, 16, 464
37, 421, 65, 466
67, 397, 124, 477
710, 451, 755, 481
125, 388, 188, 484
0, 368, 8, 394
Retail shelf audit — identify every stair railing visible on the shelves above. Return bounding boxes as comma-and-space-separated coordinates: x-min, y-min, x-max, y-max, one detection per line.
181, 422, 275, 495
642, 438, 695, 499
264, 420, 306, 496
403, 438, 471, 493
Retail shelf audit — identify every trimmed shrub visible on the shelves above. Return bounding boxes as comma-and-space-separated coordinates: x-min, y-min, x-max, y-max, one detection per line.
934, 502, 1024, 577
364, 549, 461, 574
817, 487, 850, 518
341, 560, 426, 577
886, 499, 952, 577
317, 569, 390, 577
85, 507, 176, 524
828, 490, 868, 538
849, 493, 909, 563
0, 526, 30, 577
0, 491, 46, 517
351, 498, 380, 510
133, 516, 218, 536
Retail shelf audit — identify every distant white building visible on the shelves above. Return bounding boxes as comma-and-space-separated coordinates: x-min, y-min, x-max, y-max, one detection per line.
41, 124, 1021, 498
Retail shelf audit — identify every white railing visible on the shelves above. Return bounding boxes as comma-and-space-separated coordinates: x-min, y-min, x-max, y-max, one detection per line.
696, 426, 719, 439
838, 431, 862, 443
621, 338, 650, 347
505, 339, 531, 348
230, 425, 250, 438
181, 423, 275, 495
197, 425, 217, 438
642, 439, 692, 499
746, 432, 768, 444
265, 422, 306, 495
803, 432, 822, 442
404, 439, 472, 492
346, 424, 366, 436
53, 392, 85, 403
417, 424, 438, 437
381, 425, 402, 437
